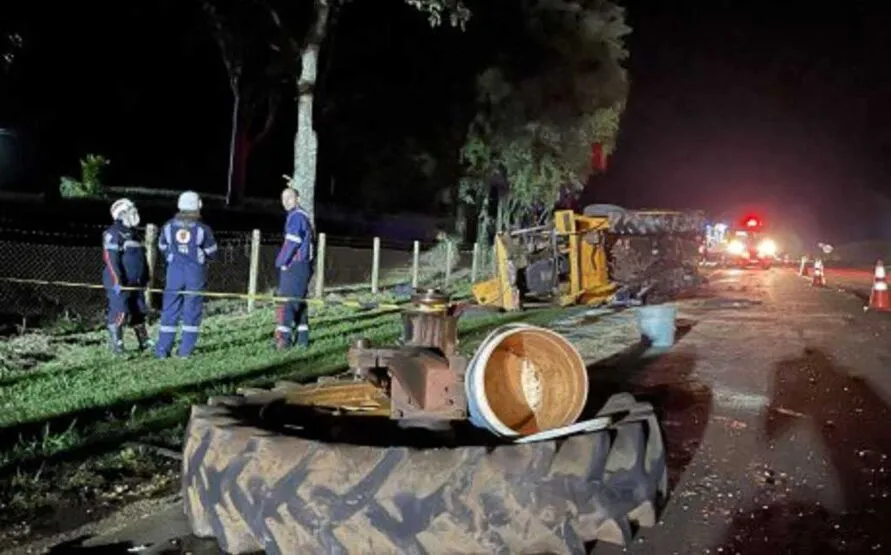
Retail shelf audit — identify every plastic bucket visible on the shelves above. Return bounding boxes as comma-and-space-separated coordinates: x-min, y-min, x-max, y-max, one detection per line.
635, 304, 677, 348
465, 323, 588, 438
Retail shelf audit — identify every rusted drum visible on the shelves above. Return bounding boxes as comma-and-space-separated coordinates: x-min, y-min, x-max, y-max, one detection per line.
465, 323, 588, 437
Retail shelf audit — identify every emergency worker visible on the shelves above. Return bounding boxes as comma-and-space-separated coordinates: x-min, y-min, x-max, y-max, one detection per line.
102, 198, 151, 354
155, 191, 218, 358
274, 188, 314, 349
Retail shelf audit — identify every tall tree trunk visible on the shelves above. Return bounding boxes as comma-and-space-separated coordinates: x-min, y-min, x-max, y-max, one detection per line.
225, 88, 240, 206
455, 202, 467, 244
292, 0, 331, 225
293, 45, 319, 221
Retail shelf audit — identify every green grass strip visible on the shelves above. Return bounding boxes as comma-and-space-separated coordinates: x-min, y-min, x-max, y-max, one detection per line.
0, 305, 569, 471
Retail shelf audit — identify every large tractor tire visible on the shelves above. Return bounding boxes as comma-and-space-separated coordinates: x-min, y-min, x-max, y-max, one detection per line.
582, 204, 705, 236
583, 204, 705, 301
182, 386, 668, 555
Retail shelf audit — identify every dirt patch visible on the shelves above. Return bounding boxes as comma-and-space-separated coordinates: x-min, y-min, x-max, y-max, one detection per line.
0, 448, 180, 552
0, 494, 190, 555
551, 310, 641, 366
0, 333, 56, 378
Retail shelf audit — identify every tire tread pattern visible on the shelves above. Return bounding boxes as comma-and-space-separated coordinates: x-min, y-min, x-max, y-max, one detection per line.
182, 393, 668, 555
583, 204, 706, 236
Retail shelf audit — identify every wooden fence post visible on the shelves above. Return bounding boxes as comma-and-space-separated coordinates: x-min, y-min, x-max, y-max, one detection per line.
444, 240, 453, 289
144, 223, 158, 308
314, 232, 327, 298
247, 229, 261, 312
371, 236, 380, 294
411, 240, 420, 290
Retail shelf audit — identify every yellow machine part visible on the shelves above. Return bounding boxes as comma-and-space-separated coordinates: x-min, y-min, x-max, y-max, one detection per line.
471, 233, 521, 311
471, 210, 617, 312
281, 380, 391, 416
553, 209, 616, 307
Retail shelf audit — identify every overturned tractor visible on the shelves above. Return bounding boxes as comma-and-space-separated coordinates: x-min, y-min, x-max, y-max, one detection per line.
182, 290, 669, 554
472, 204, 706, 311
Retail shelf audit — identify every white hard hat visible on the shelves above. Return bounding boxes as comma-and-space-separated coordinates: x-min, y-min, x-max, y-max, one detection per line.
177, 191, 202, 212
110, 198, 135, 220
111, 198, 141, 227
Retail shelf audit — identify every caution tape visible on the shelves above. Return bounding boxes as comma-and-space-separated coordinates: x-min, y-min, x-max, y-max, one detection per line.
0, 277, 406, 312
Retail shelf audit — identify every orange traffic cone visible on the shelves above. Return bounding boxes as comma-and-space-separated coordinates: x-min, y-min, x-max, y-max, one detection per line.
798, 256, 809, 277
811, 258, 825, 287
866, 259, 891, 312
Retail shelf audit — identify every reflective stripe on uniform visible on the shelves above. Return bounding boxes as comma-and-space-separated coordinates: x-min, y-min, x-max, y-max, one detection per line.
276, 325, 291, 334
285, 233, 302, 243
182, 325, 200, 333
204, 244, 218, 255
297, 324, 309, 332
123, 240, 142, 249
103, 231, 119, 250
159, 325, 178, 333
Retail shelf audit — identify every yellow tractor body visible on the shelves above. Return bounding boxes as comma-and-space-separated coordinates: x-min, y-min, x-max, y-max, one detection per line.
472, 205, 706, 311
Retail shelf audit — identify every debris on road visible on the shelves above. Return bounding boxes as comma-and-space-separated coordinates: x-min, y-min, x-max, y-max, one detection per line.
711, 415, 748, 430
773, 406, 807, 418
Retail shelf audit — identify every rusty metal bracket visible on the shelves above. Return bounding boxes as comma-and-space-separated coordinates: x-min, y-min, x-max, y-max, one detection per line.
344, 289, 470, 423
388, 351, 467, 420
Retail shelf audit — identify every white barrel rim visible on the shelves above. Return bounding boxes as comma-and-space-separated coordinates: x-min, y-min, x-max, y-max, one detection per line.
465, 323, 589, 438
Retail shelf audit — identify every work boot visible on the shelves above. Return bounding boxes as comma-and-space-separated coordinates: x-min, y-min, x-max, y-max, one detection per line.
133, 324, 153, 352
274, 335, 291, 351
273, 325, 292, 350
295, 325, 310, 348
107, 325, 124, 355
154, 326, 177, 359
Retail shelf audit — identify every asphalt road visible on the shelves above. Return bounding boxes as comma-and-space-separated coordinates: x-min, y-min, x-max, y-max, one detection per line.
592, 267, 891, 555
18, 267, 891, 555
823, 266, 877, 299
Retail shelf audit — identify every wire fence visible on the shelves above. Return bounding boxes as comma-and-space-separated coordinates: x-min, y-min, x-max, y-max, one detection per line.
0, 224, 492, 327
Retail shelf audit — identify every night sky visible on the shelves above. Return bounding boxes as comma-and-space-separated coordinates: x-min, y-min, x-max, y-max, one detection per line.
2, 0, 890, 244
611, 0, 891, 243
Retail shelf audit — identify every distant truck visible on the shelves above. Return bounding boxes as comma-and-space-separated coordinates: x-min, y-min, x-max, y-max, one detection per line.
719, 216, 778, 270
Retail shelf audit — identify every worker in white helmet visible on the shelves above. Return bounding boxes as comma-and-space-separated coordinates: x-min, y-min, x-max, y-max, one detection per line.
102, 198, 151, 354
154, 191, 218, 358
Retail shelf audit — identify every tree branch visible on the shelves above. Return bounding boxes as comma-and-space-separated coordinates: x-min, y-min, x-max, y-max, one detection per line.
259, 0, 301, 55
315, 2, 343, 121
199, 0, 242, 91
306, 0, 332, 47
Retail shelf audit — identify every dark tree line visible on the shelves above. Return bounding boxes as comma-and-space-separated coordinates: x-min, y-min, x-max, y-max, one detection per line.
0, 0, 631, 241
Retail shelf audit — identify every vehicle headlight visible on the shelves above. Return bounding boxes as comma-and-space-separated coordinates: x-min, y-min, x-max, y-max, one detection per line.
758, 239, 777, 256
727, 240, 745, 255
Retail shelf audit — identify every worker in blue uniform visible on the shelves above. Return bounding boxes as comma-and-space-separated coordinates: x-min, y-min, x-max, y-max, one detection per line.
155, 191, 218, 358
274, 187, 314, 349
102, 198, 151, 354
